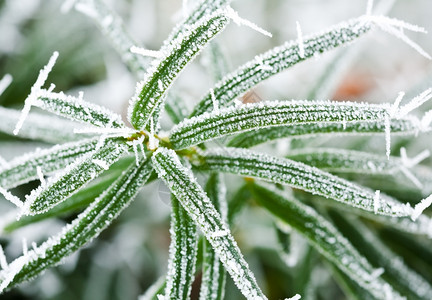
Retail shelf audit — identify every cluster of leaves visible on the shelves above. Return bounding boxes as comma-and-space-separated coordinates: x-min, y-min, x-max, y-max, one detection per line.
0, 0, 432, 299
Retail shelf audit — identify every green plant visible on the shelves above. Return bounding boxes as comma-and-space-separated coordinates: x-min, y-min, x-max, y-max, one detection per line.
1, 0, 432, 299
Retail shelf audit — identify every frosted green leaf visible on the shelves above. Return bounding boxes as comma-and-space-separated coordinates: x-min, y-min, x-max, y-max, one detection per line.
3, 157, 135, 232
33, 90, 125, 128
74, 0, 149, 77
170, 100, 409, 150
128, 12, 229, 130
250, 182, 403, 300
200, 173, 227, 300
329, 211, 432, 299
23, 138, 128, 215
190, 17, 371, 117
227, 118, 418, 148
0, 107, 94, 144
164, 0, 232, 47
286, 148, 401, 174
0, 138, 99, 190
152, 148, 267, 300
0, 158, 152, 292
163, 196, 198, 300
198, 147, 413, 217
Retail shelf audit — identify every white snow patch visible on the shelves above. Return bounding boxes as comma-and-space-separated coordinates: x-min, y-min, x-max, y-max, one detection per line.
374, 190, 380, 214
92, 159, 109, 170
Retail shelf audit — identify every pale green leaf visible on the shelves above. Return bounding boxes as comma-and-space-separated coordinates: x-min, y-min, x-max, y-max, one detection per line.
249, 182, 403, 300
164, 196, 198, 300
0, 138, 99, 189
0, 159, 152, 292
128, 12, 229, 130
170, 100, 409, 150
197, 147, 413, 217
24, 138, 128, 215
152, 147, 267, 300
190, 17, 371, 117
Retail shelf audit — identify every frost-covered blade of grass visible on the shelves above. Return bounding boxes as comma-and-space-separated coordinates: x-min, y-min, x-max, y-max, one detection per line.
3, 157, 134, 232
73, 0, 149, 77
329, 211, 432, 299
226, 118, 418, 148
164, 196, 198, 300
198, 147, 413, 217
152, 148, 267, 300
24, 138, 128, 215
171, 100, 401, 150
200, 173, 227, 300
249, 182, 403, 300
190, 17, 371, 117
0, 159, 152, 292
0, 107, 94, 143
33, 91, 125, 128
0, 138, 98, 190
128, 13, 229, 130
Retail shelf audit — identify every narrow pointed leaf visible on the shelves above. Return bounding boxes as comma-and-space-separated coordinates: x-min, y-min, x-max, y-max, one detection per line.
75, 0, 150, 77
0, 107, 94, 143
33, 91, 125, 128
25, 138, 128, 215
152, 148, 267, 300
200, 173, 227, 300
170, 100, 407, 150
190, 17, 371, 117
286, 148, 401, 174
0, 159, 152, 292
249, 182, 403, 300
227, 118, 418, 148
329, 211, 432, 299
164, 0, 232, 46
164, 196, 198, 300
3, 157, 135, 232
0, 138, 99, 189
198, 147, 413, 217
128, 13, 229, 130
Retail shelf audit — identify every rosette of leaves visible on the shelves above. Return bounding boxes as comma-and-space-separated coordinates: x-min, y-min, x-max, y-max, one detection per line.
0, 0, 432, 299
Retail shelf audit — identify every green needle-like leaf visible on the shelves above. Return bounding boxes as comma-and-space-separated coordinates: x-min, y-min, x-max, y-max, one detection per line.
152, 148, 267, 300
0, 158, 152, 292
3, 157, 134, 232
0, 138, 98, 189
200, 173, 227, 300
24, 138, 128, 215
329, 211, 432, 299
128, 12, 229, 130
227, 118, 417, 148
164, 196, 198, 300
190, 17, 371, 117
198, 147, 413, 217
249, 182, 403, 300
74, 0, 150, 77
0, 107, 94, 143
33, 91, 125, 128
170, 100, 406, 150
